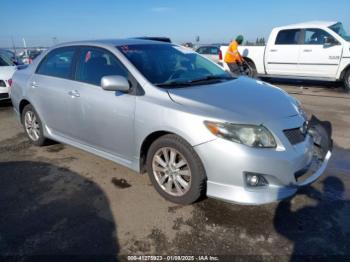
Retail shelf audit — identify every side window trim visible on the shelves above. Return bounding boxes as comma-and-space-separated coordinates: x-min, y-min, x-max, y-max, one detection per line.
35, 46, 78, 80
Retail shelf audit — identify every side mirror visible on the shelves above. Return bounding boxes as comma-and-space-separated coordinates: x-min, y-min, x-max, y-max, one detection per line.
101, 75, 130, 92
324, 36, 338, 46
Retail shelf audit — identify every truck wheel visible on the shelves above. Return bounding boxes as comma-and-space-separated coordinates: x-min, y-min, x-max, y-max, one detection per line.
343, 69, 350, 93
22, 104, 48, 146
146, 134, 206, 204
245, 60, 257, 78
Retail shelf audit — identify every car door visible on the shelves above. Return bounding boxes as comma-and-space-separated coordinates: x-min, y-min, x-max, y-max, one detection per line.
265, 29, 302, 75
30, 46, 78, 137
70, 46, 136, 161
297, 28, 343, 78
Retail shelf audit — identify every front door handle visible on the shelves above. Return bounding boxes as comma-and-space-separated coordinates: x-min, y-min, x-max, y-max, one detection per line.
68, 90, 80, 98
270, 49, 278, 52
303, 49, 312, 52
31, 81, 39, 88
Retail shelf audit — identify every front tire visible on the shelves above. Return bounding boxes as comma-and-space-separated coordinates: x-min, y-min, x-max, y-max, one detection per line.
146, 134, 206, 204
343, 69, 350, 93
22, 104, 48, 146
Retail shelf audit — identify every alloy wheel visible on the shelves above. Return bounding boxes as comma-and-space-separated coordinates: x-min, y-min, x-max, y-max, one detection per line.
24, 111, 40, 141
152, 147, 192, 196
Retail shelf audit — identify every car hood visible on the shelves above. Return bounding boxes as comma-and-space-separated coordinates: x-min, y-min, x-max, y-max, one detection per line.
167, 77, 300, 124
0, 66, 17, 80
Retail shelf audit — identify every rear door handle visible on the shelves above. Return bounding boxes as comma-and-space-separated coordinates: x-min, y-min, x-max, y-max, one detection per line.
303, 49, 312, 52
270, 49, 278, 52
68, 90, 80, 98
31, 81, 39, 88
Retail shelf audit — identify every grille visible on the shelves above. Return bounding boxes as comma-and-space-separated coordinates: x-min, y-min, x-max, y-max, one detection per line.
0, 80, 6, 87
283, 126, 306, 145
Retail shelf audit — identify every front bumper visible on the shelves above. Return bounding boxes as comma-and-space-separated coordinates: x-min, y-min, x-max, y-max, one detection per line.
194, 117, 332, 205
0, 92, 10, 101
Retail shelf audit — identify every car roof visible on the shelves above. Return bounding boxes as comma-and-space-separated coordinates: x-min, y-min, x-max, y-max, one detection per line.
276, 21, 338, 30
132, 37, 172, 43
53, 38, 170, 49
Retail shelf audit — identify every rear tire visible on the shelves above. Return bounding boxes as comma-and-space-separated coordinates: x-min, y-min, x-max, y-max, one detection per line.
245, 59, 257, 78
146, 134, 206, 204
22, 104, 48, 146
343, 69, 350, 93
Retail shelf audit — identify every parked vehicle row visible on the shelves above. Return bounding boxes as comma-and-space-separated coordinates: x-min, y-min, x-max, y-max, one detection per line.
10, 39, 331, 205
0, 53, 16, 101
220, 21, 350, 91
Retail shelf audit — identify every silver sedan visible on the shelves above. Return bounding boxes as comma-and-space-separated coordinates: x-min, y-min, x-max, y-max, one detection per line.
10, 39, 332, 205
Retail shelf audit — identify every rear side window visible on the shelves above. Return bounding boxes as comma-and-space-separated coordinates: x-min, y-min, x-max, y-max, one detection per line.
209, 47, 219, 54
36, 47, 76, 79
275, 29, 301, 45
76, 47, 128, 86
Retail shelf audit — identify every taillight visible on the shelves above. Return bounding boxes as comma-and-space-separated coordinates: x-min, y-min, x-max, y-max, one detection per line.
8, 79, 13, 87
219, 49, 222, 60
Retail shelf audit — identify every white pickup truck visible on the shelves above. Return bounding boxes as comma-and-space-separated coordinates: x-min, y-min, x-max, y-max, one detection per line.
220, 21, 350, 91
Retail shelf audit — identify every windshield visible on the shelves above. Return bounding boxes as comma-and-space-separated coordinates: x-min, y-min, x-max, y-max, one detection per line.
117, 44, 231, 87
0, 54, 15, 66
329, 22, 350, 41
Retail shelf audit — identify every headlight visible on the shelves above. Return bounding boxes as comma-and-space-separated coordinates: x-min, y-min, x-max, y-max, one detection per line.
204, 121, 276, 148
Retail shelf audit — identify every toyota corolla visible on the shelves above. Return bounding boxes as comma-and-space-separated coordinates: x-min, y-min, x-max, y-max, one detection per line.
10, 39, 332, 204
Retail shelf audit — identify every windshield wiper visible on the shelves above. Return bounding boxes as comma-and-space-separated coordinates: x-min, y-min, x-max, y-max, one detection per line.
155, 81, 192, 88
186, 75, 233, 84
155, 75, 233, 88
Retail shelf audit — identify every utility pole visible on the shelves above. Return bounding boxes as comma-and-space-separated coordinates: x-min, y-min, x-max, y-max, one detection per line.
11, 36, 17, 54
22, 38, 28, 57
52, 37, 58, 46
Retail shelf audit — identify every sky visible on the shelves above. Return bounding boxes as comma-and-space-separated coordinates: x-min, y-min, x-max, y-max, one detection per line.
1, 0, 350, 48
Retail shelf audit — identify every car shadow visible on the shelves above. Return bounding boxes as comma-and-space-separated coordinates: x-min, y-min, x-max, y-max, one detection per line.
0, 100, 12, 108
0, 161, 119, 261
263, 78, 345, 92
274, 175, 350, 260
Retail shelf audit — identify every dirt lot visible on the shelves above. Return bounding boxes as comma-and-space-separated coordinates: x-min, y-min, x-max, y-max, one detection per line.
0, 81, 350, 261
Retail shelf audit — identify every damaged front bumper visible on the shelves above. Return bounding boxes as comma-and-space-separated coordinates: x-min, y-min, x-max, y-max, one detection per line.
197, 115, 333, 205
293, 115, 333, 187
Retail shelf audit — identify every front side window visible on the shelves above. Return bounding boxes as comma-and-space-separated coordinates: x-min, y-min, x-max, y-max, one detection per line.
76, 47, 128, 86
303, 29, 337, 45
118, 44, 230, 87
36, 47, 75, 79
275, 29, 301, 45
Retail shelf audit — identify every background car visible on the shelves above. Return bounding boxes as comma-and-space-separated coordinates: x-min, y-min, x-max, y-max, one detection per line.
0, 54, 16, 101
0, 49, 23, 65
195, 45, 222, 65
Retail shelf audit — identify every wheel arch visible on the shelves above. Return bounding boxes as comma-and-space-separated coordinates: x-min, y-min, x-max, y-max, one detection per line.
139, 131, 173, 173
340, 64, 350, 81
19, 99, 31, 123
